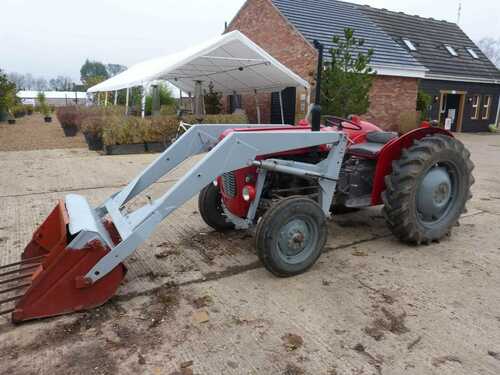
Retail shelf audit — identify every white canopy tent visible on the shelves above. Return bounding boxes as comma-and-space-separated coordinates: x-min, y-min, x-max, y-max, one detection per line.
87, 31, 310, 121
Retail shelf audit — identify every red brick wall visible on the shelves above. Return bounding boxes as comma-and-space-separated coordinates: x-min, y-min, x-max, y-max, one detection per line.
226, 0, 316, 123
226, 0, 419, 130
363, 76, 419, 131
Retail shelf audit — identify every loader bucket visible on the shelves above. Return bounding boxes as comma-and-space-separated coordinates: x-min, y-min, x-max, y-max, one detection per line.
0, 201, 126, 323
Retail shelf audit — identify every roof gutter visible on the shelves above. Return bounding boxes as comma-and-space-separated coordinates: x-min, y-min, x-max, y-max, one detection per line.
424, 73, 500, 85
370, 63, 428, 79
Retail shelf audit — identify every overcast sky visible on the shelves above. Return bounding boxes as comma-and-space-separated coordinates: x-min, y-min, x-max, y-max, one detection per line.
1, 0, 498, 83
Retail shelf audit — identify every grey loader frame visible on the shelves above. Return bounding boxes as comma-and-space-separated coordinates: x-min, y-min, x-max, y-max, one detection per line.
61, 124, 348, 284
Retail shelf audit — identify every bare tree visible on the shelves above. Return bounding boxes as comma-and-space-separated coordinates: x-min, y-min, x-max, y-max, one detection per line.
49, 76, 74, 91
477, 37, 500, 68
34, 78, 48, 91
7, 72, 25, 90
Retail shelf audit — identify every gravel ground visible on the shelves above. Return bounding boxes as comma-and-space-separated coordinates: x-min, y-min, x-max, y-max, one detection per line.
0, 114, 86, 151
0, 132, 499, 375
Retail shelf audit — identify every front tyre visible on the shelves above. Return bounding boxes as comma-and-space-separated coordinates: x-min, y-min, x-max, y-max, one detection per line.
382, 134, 474, 244
198, 183, 234, 232
256, 197, 328, 277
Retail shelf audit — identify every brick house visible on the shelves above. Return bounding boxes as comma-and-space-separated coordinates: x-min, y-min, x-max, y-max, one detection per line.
226, 0, 500, 132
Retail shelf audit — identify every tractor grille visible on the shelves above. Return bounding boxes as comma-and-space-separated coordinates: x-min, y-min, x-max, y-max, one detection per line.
221, 172, 237, 198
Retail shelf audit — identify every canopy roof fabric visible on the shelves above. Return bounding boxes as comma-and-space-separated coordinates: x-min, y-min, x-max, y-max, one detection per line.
17, 91, 88, 99
88, 31, 309, 95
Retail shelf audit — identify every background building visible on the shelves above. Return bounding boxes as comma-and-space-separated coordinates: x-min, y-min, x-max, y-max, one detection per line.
17, 91, 88, 107
226, 0, 500, 132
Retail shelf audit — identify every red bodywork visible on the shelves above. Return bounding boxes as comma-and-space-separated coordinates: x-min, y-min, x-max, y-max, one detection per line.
218, 118, 453, 218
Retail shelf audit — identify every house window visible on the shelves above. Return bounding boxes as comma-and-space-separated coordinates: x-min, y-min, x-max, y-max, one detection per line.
482, 95, 492, 120
445, 45, 458, 56
403, 38, 417, 51
466, 47, 479, 59
471, 95, 481, 119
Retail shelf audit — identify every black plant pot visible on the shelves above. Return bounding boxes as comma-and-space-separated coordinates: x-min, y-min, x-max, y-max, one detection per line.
62, 125, 78, 137
84, 132, 103, 151
145, 142, 167, 153
8, 119, 16, 124
44, 116, 52, 123
105, 143, 147, 155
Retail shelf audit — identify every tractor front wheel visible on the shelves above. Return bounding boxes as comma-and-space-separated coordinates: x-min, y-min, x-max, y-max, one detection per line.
256, 197, 328, 277
198, 183, 234, 232
382, 134, 474, 244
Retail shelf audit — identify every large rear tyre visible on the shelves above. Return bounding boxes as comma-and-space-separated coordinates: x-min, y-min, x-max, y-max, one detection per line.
198, 183, 234, 232
256, 197, 328, 277
382, 134, 474, 244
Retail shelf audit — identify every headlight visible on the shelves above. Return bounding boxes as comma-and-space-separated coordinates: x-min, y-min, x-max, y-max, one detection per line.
213, 179, 218, 187
242, 185, 256, 202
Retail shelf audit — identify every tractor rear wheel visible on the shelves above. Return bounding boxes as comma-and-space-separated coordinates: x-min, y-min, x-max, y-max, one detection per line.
256, 196, 327, 277
382, 134, 474, 244
198, 183, 234, 231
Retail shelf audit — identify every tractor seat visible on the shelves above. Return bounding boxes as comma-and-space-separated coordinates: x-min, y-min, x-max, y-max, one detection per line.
348, 131, 398, 158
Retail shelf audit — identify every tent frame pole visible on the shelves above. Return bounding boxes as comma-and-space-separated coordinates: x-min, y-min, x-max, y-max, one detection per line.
125, 88, 130, 116
279, 90, 285, 125
254, 90, 261, 124
141, 86, 146, 119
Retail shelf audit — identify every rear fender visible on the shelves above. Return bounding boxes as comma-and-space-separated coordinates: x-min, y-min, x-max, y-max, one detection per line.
371, 127, 454, 205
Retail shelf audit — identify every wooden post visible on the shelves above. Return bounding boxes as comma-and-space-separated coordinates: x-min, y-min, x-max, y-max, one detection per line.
104, 92, 108, 107
114, 90, 118, 105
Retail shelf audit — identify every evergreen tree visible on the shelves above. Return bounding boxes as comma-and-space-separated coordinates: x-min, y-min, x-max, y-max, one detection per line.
321, 28, 375, 117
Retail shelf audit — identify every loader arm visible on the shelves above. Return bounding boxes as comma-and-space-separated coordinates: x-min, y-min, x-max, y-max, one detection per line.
81, 126, 347, 283
2, 124, 347, 322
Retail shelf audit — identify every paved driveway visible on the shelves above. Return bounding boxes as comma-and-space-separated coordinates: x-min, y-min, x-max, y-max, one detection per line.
0, 133, 499, 375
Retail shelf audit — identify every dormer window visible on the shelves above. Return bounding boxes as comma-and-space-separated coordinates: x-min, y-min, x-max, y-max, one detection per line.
403, 38, 417, 51
445, 45, 458, 56
466, 47, 479, 59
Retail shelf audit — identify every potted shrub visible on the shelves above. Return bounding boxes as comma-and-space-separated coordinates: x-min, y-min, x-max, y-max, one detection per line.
26, 105, 33, 115
42, 105, 52, 123
81, 114, 104, 150
37, 92, 52, 123
145, 116, 179, 152
7, 110, 16, 124
56, 106, 80, 136
13, 105, 26, 118
0, 69, 16, 123
102, 116, 146, 155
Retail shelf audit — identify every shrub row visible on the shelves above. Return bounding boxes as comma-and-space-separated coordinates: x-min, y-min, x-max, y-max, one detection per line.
55, 105, 248, 147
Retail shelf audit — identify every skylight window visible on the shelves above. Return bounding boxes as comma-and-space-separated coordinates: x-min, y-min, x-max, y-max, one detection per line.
445, 45, 458, 56
466, 47, 479, 59
403, 38, 417, 51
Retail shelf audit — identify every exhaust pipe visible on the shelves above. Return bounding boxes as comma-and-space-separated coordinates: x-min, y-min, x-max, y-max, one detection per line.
311, 40, 324, 132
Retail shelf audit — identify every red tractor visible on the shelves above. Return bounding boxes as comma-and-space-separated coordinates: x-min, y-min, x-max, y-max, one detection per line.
199, 42, 474, 277
0, 41, 474, 323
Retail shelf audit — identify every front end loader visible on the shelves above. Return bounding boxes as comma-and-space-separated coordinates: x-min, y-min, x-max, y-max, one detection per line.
0, 41, 474, 323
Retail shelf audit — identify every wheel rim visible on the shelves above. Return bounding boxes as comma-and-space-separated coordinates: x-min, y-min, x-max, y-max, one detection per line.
277, 216, 318, 264
416, 163, 458, 225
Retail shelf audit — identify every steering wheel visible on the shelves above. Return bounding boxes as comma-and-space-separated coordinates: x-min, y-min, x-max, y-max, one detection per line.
323, 115, 363, 131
